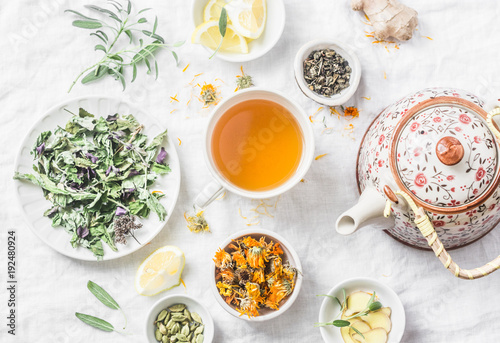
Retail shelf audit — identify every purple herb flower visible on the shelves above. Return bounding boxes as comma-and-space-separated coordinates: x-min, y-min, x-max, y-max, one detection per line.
106, 114, 118, 122
122, 188, 136, 200
76, 226, 89, 239
87, 167, 96, 180
156, 147, 168, 164
85, 152, 98, 164
115, 207, 127, 216
128, 169, 140, 177
36, 142, 45, 155
106, 165, 120, 176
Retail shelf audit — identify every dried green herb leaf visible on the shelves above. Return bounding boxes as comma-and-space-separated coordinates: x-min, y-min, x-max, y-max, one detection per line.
73, 20, 103, 29
75, 312, 114, 332
87, 280, 120, 310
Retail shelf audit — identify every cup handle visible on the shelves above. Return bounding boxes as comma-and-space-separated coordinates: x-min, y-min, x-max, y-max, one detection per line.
194, 180, 225, 209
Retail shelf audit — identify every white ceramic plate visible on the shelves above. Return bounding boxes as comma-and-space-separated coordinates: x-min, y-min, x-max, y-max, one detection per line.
210, 228, 303, 321
145, 294, 215, 343
191, 0, 286, 62
319, 277, 405, 343
13, 96, 181, 261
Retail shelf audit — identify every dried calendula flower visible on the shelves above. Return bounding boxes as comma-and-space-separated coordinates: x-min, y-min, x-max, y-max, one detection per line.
200, 83, 219, 106
214, 236, 299, 318
184, 210, 210, 233
236, 66, 253, 91
343, 106, 360, 118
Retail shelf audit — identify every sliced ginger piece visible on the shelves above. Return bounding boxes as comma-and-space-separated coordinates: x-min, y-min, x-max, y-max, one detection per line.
352, 328, 388, 343
361, 312, 392, 333
377, 307, 391, 317
345, 291, 372, 316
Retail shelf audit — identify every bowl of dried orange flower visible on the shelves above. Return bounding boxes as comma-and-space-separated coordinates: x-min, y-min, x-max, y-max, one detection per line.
211, 228, 303, 321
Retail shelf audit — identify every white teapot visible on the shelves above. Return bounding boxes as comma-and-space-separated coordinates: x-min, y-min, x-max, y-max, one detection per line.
336, 88, 500, 279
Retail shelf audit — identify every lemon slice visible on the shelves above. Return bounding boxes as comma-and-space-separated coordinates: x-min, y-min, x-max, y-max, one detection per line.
135, 246, 185, 296
191, 20, 249, 54
224, 0, 266, 39
204, 0, 228, 22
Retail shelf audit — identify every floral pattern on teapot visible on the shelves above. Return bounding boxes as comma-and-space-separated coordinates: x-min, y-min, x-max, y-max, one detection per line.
396, 104, 498, 208
357, 87, 500, 249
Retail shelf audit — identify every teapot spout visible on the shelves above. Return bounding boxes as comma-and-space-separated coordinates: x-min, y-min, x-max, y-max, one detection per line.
336, 186, 387, 235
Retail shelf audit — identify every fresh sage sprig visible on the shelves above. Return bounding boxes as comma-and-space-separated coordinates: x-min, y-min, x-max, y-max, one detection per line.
209, 7, 227, 59
75, 312, 115, 332
87, 281, 127, 329
315, 289, 383, 340
66, 0, 183, 92
76, 280, 128, 333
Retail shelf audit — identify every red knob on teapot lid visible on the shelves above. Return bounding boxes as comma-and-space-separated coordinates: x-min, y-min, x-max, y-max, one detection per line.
436, 136, 464, 166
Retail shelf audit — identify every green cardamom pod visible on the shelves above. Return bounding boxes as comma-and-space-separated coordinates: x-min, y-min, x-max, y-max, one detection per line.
196, 334, 204, 343
191, 312, 202, 324
157, 309, 168, 322
155, 328, 163, 341
181, 324, 190, 336
159, 323, 167, 335
169, 304, 186, 312
164, 312, 171, 325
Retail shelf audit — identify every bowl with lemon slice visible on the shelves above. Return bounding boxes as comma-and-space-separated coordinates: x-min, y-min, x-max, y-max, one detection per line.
191, 0, 285, 62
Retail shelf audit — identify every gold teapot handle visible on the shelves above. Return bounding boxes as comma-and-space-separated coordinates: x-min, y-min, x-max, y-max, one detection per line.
384, 191, 500, 280
486, 108, 500, 139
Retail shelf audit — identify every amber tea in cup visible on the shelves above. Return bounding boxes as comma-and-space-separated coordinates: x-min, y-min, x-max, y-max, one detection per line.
211, 99, 304, 191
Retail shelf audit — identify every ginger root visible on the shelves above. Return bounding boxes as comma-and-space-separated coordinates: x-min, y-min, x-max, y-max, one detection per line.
351, 0, 418, 41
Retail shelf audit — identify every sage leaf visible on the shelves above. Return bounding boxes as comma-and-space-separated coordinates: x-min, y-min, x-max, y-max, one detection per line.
65, 10, 99, 21
332, 320, 350, 327
87, 281, 120, 310
138, 17, 147, 23
139, 8, 152, 14
142, 30, 164, 43
368, 301, 382, 312
90, 33, 107, 44
153, 16, 158, 34
171, 51, 179, 65
127, 0, 131, 14
209, 7, 227, 59
350, 325, 365, 339
75, 312, 114, 332
95, 44, 107, 53
81, 66, 108, 84
72, 20, 103, 29
125, 30, 133, 43
85, 5, 122, 22
131, 63, 137, 82
219, 8, 227, 37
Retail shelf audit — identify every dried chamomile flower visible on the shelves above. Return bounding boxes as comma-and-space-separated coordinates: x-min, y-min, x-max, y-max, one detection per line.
236, 67, 253, 91
184, 209, 210, 233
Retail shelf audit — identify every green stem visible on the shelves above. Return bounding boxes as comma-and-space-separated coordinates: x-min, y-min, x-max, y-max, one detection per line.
108, 198, 130, 212
68, 60, 104, 93
120, 308, 128, 330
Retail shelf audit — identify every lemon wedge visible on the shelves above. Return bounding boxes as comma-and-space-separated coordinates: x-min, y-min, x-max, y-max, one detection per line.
191, 20, 249, 54
135, 246, 185, 296
204, 0, 229, 22
224, 0, 266, 39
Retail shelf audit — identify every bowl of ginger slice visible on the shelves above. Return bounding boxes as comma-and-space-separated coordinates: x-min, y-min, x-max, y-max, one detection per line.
318, 277, 405, 343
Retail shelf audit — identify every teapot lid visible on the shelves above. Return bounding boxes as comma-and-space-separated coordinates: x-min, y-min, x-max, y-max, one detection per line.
391, 97, 500, 213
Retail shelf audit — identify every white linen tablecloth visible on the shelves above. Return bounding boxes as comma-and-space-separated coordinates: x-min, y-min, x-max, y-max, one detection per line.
1, 0, 500, 342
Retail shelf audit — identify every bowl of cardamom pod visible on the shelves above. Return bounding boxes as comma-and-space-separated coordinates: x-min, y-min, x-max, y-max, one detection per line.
294, 39, 361, 106
146, 294, 214, 343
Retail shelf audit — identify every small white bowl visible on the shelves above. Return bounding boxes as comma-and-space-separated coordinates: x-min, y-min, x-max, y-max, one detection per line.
191, 0, 286, 62
294, 39, 361, 106
318, 277, 405, 343
210, 228, 303, 321
145, 294, 215, 343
